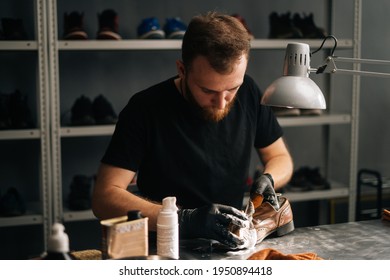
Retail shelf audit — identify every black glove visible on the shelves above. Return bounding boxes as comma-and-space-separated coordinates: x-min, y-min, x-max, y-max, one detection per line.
178, 204, 249, 249
250, 173, 279, 210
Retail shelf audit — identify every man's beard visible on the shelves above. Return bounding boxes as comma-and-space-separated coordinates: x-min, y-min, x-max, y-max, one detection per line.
183, 79, 236, 122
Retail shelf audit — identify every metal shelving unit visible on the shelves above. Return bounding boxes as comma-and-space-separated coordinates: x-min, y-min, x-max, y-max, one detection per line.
347, 0, 362, 222
0, 0, 51, 252
45, 0, 361, 224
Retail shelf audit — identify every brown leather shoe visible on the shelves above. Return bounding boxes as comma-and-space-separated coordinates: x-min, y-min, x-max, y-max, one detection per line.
251, 195, 294, 244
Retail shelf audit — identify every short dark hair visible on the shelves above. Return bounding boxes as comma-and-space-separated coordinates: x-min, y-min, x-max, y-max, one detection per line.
182, 12, 251, 74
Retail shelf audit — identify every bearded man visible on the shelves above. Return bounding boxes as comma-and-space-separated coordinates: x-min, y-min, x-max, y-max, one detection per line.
92, 12, 293, 249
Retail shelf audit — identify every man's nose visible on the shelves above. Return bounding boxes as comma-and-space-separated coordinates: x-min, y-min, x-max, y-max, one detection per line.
213, 92, 228, 109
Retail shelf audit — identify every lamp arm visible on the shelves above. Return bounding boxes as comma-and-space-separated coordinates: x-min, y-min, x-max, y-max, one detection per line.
314, 56, 390, 78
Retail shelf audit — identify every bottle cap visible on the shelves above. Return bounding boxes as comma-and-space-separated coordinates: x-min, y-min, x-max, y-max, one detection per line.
158, 197, 178, 226
48, 223, 69, 253
127, 210, 142, 221
161, 197, 178, 212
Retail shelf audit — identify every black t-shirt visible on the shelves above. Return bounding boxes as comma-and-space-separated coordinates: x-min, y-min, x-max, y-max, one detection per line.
102, 75, 282, 209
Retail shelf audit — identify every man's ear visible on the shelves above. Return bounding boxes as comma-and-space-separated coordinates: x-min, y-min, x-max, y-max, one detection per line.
176, 60, 185, 79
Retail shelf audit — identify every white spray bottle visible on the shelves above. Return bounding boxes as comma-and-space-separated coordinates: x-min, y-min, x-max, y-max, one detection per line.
157, 196, 179, 259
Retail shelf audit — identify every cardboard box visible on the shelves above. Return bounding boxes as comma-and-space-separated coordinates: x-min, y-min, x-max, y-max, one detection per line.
101, 215, 148, 259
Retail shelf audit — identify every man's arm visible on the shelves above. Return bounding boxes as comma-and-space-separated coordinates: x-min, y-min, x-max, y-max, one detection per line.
91, 163, 162, 231
92, 163, 250, 248
257, 137, 293, 190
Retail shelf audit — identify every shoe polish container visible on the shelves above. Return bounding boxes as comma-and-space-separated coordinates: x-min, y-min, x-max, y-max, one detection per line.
157, 196, 179, 259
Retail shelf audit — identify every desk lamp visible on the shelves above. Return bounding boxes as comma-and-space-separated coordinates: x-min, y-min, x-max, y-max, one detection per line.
261, 35, 390, 109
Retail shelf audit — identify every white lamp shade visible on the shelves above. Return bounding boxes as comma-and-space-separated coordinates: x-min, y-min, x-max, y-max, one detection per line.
262, 76, 326, 109
261, 42, 327, 109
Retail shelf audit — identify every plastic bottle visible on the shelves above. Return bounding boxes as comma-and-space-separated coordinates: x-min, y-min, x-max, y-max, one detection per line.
42, 223, 73, 260
157, 196, 179, 259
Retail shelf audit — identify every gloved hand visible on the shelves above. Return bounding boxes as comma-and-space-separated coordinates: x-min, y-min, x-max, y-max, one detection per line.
178, 204, 249, 249
250, 173, 279, 210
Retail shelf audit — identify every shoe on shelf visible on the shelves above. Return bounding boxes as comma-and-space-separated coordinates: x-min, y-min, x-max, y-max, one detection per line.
268, 12, 303, 39
288, 166, 330, 191
9, 90, 34, 129
137, 17, 165, 39
272, 107, 301, 117
0, 187, 26, 217
287, 167, 312, 192
306, 167, 330, 190
300, 108, 323, 116
70, 95, 95, 126
231, 13, 254, 39
63, 11, 88, 40
292, 13, 327, 39
251, 194, 294, 244
163, 17, 186, 39
92, 94, 117, 125
97, 9, 122, 40
1, 18, 28, 40
68, 175, 92, 211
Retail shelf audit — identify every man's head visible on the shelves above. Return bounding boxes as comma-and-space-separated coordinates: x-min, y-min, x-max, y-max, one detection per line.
181, 11, 251, 73
177, 12, 252, 122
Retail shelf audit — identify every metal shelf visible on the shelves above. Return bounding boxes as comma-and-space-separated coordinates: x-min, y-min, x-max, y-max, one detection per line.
0, 41, 38, 50
60, 125, 115, 137
0, 202, 44, 227
58, 39, 182, 50
250, 38, 353, 49
283, 182, 349, 202
0, 129, 41, 140
57, 114, 350, 139
278, 114, 351, 127
57, 38, 353, 51
62, 209, 96, 222
243, 181, 349, 205
0, 214, 43, 227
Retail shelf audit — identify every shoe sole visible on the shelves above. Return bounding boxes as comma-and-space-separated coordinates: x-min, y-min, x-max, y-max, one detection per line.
256, 220, 295, 244
64, 31, 88, 40
138, 30, 165, 39
166, 31, 185, 39
97, 31, 122, 40
273, 108, 301, 117
275, 220, 295, 236
300, 109, 322, 116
